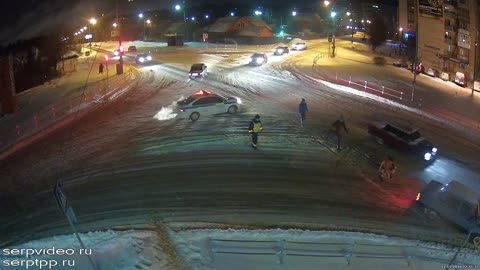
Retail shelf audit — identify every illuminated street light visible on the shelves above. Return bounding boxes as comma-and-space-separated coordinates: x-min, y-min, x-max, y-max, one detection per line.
292, 11, 297, 16
191, 16, 195, 20
346, 11, 351, 16
89, 18, 97, 25
146, 19, 151, 24
83, 26, 87, 30
331, 11, 337, 18
138, 13, 143, 18
361, 19, 365, 23
230, 12, 235, 16
254, 10, 263, 16
399, 27, 403, 32
113, 22, 117, 27
205, 14, 209, 19
324, 0, 330, 6
175, 4, 181, 11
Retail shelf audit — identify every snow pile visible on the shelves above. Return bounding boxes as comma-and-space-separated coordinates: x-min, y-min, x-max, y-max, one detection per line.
1, 230, 168, 270
153, 100, 179, 121
173, 229, 480, 270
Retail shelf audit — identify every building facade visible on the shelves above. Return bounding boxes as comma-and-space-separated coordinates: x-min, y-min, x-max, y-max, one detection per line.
399, 0, 479, 86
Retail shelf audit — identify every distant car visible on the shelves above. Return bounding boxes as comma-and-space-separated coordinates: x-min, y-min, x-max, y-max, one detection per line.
189, 63, 208, 79
176, 90, 242, 121
415, 180, 480, 246
250, 53, 268, 65
292, 42, 307, 51
393, 59, 408, 68
273, 46, 289, 56
368, 122, 438, 161
135, 53, 152, 64
128, 46, 137, 52
454, 71, 466, 87
426, 68, 440, 77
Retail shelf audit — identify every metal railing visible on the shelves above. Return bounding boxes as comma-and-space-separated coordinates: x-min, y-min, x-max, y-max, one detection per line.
0, 69, 135, 155
207, 237, 476, 267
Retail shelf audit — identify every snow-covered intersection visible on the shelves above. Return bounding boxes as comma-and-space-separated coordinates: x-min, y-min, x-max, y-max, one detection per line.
1, 40, 480, 269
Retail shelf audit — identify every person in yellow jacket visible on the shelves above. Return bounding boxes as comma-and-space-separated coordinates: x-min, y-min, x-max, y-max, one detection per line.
248, 114, 263, 149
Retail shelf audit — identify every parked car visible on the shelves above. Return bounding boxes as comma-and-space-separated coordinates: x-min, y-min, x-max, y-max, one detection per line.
128, 46, 137, 52
416, 180, 480, 246
426, 68, 440, 77
393, 58, 408, 68
249, 53, 268, 66
454, 71, 466, 87
440, 72, 451, 81
189, 63, 208, 79
273, 46, 289, 56
368, 122, 438, 161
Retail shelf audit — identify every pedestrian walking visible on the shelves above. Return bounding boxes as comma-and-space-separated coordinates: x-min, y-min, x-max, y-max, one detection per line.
248, 114, 263, 149
330, 116, 349, 150
99, 63, 104, 74
298, 98, 308, 127
379, 156, 396, 182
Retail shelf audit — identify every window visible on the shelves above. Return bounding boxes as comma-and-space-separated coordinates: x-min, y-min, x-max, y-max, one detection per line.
193, 97, 224, 105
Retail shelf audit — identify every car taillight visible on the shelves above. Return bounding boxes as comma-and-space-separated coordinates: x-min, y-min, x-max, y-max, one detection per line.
179, 108, 185, 112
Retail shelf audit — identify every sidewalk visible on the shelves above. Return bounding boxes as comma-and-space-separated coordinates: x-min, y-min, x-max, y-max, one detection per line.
0, 52, 137, 156
308, 39, 480, 132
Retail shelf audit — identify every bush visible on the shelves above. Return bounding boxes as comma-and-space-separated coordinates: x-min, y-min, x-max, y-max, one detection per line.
373, 56, 386, 65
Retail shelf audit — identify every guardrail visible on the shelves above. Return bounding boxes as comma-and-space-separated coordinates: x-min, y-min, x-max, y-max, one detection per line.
0, 69, 134, 155
207, 238, 475, 268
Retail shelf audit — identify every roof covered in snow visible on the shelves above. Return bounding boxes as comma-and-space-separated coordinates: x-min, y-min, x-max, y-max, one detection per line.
237, 26, 269, 37
243, 16, 272, 30
206, 17, 239, 32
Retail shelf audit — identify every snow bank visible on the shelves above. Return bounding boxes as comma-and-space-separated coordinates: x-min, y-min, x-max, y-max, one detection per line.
0, 230, 167, 270
173, 229, 480, 270
154, 100, 180, 121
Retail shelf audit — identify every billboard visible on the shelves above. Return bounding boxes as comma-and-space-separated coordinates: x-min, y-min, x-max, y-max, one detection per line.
419, 0, 443, 18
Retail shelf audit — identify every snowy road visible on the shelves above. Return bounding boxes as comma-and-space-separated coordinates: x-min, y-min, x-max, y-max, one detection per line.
1, 41, 479, 249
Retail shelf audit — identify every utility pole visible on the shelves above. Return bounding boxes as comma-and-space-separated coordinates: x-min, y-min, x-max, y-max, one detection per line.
411, 0, 419, 102
116, 0, 123, 74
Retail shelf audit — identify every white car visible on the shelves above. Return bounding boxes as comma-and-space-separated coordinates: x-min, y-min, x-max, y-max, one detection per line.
292, 42, 307, 50
176, 90, 242, 121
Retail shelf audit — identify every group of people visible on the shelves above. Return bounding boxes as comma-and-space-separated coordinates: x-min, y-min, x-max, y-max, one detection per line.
247, 98, 396, 180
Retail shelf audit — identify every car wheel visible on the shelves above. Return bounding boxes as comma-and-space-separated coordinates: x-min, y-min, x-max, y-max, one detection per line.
426, 209, 438, 220
190, 112, 200, 121
376, 137, 384, 145
473, 236, 480, 247
227, 105, 238, 114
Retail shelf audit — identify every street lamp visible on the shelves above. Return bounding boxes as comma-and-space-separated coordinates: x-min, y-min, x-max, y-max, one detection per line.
138, 13, 143, 18
174, 3, 187, 40
292, 11, 297, 16
146, 19, 151, 24
230, 12, 235, 16
330, 11, 337, 57
113, 22, 117, 28
89, 18, 97, 25
324, 0, 330, 6
254, 10, 263, 16
205, 14, 209, 19
191, 16, 195, 21
346, 11, 351, 16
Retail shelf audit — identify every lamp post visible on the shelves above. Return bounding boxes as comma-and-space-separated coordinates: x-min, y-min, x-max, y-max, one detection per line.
175, 3, 187, 41
88, 18, 96, 48
347, 11, 354, 44
399, 27, 403, 55
331, 11, 337, 57
412, 0, 419, 102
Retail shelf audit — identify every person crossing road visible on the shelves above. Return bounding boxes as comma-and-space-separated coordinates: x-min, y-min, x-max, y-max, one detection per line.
248, 114, 263, 149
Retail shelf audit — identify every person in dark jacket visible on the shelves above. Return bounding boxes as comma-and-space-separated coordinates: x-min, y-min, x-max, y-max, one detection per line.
331, 116, 349, 150
299, 98, 308, 127
248, 114, 263, 149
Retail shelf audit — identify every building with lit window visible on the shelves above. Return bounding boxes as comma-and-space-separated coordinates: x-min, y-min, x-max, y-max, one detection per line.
399, 0, 479, 86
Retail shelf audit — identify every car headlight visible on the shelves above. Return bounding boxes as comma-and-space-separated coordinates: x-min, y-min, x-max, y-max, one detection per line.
256, 58, 264, 64
236, 97, 242, 104
146, 55, 152, 61
424, 152, 432, 161
277, 49, 283, 53
432, 147, 437, 153
138, 57, 145, 63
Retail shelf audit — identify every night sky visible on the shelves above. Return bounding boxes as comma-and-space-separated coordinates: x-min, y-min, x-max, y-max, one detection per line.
0, 0, 398, 46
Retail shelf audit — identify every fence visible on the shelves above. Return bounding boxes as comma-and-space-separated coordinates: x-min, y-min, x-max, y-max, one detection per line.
0, 69, 134, 155
308, 63, 480, 131
207, 238, 476, 268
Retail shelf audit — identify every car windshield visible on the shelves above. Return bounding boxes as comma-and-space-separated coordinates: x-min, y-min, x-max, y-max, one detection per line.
2, 1, 480, 269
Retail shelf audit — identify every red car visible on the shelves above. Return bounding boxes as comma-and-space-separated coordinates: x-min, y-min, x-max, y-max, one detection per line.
368, 122, 438, 161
